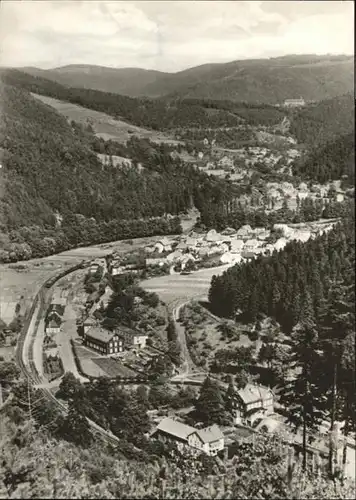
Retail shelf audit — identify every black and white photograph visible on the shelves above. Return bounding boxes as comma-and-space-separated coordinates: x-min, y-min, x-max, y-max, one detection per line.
0, 0, 354, 498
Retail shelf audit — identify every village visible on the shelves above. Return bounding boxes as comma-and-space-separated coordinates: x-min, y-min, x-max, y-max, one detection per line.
33, 212, 354, 479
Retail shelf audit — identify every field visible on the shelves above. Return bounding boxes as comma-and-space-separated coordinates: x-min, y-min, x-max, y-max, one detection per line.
0, 259, 76, 326
180, 302, 255, 366
140, 263, 233, 304
31, 93, 181, 145
91, 358, 138, 378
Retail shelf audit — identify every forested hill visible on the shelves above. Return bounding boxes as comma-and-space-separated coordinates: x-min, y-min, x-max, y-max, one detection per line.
20, 54, 354, 103
0, 69, 287, 130
290, 93, 354, 146
0, 83, 233, 262
209, 212, 355, 333
293, 132, 355, 185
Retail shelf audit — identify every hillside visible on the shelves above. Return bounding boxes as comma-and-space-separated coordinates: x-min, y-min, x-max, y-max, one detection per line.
0, 81, 238, 262
293, 132, 355, 184
20, 54, 354, 103
290, 93, 355, 146
21, 64, 168, 97
0, 69, 286, 131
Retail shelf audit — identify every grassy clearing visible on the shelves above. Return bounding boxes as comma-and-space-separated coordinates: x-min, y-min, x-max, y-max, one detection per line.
180, 301, 254, 367
31, 93, 180, 145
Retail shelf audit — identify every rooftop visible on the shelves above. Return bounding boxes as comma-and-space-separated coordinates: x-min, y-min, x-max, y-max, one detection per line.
191, 424, 224, 443
85, 326, 117, 343
154, 418, 195, 441
238, 384, 273, 405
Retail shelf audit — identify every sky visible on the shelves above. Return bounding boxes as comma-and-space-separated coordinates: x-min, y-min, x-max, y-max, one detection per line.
0, 1, 354, 72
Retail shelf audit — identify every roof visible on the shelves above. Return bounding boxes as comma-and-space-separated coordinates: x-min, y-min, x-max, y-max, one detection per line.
85, 326, 117, 343
230, 240, 244, 252
190, 424, 224, 443
154, 418, 195, 441
186, 237, 198, 247
159, 237, 171, 246
238, 384, 273, 405
46, 319, 61, 329
51, 297, 66, 307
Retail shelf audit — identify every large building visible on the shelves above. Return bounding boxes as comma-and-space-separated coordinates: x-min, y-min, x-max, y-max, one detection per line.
119, 325, 148, 350
151, 418, 224, 456
227, 383, 274, 426
283, 98, 306, 108
83, 325, 148, 354
84, 326, 123, 355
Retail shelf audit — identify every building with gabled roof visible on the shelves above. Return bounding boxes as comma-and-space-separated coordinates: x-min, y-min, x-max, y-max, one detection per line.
151, 418, 224, 456
45, 315, 61, 335
84, 326, 123, 355
187, 424, 224, 456
226, 383, 274, 426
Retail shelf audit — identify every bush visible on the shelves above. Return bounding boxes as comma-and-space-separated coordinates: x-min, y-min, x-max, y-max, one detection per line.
248, 330, 259, 341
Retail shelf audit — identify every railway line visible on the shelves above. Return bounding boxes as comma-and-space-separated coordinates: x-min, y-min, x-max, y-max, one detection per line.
14, 261, 122, 446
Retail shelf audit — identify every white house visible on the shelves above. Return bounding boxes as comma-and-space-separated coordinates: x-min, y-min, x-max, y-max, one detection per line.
151, 418, 224, 456
227, 384, 274, 426
230, 240, 244, 254
187, 425, 224, 456
45, 318, 61, 335
274, 238, 288, 251
244, 238, 260, 251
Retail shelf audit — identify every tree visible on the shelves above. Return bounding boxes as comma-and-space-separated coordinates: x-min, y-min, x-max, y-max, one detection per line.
280, 319, 325, 471
56, 372, 82, 401
57, 400, 93, 447
195, 377, 227, 425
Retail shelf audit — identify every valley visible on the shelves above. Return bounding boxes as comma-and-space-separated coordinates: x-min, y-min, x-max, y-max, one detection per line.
0, 39, 354, 500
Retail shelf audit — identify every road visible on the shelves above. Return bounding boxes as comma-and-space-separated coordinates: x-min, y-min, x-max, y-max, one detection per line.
141, 264, 233, 378
15, 265, 122, 446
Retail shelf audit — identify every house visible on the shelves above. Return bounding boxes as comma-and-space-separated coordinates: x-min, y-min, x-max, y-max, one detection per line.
119, 325, 148, 349
206, 230, 223, 244
291, 230, 312, 243
221, 227, 236, 236
151, 418, 195, 452
175, 241, 189, 252
243, 239, 259, 251
45, 316, 61, 335
46, 309, 62, 324
84, 326, 124, 355
187, 425, 224, 456
77, 316, 97, 337
283, 98, 305, 108
236, 225, 252, 239
186, 237, 198, 249
48, 301, 66, 317
89, 263, 100, 275
230, 240, 244, 254
166, 250, 183, 263
158, 237, 173, 252
228, 384, 274, 426
274, 238, 288, 251
151, 418, 224, 456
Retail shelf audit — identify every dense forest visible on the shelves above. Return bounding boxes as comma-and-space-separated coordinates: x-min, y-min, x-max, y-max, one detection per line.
199, 192, 354, 230
0, 83, 238, 262
209, 212, 355, 332
293, 133, 355, 185
289, 93, 354, 146
0, 69, 287, 131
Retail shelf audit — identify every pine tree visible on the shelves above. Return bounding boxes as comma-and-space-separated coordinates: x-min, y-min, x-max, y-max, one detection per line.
280, 319, 325, 471
195, 377, 227, 425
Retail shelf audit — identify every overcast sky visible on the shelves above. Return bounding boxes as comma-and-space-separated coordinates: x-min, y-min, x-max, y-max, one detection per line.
0, 1, 354, 72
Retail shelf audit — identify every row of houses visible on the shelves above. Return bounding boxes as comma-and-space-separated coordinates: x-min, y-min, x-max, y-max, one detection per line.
150, 383, 274, 455
79, 320, 148, 355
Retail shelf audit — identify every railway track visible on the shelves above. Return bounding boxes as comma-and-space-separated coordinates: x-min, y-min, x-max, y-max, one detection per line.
14, 262, 121, 446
